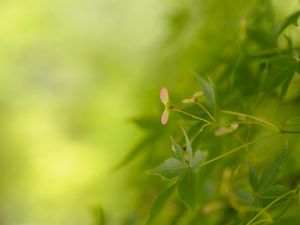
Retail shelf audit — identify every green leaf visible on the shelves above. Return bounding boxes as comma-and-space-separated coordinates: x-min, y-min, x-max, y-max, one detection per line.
191, 150, 207, 172
235, 189, 255, 204
269, 55, 296, 69
151, 157, 187, 179
285, 116, 300, 125
266, 67, 295, 94
145, 183, 177, 225
196, 75, 217, 114
249, 163, 259, 193
278, 10, 300, 35
181, 128, 193, 166
178, 170, 198, 210
280, 69, 295, 100
259, 151, 285, 192
258, 185, 290, 206
170, 136, 186, 164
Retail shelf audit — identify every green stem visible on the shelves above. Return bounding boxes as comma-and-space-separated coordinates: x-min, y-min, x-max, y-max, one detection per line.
172, 108, 212, 124
200, 134, 276, 167
246, 189, 297, 225
195, 102, 217, 123
249, 46, 300, 58
220, 110, 281, 133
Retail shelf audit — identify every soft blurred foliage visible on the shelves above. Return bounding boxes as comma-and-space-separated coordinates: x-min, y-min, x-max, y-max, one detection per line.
0, 0, 300, 225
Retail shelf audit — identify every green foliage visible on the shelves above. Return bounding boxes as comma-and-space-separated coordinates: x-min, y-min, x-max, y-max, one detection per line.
278, 10, 300, 34
145, 183, 177, 225
116, 1, 300, 225
151, 157, 187, 179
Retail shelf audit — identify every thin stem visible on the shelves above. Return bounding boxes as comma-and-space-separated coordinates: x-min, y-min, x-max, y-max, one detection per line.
246, 189, 297, 225
195, 102, 217, 123
220, 110, 281, 133
249, 46, 300, 58
172, 108, 212, 124
281, 130, 300, 134
190, 123, 214, 144
200, 134, 277, 168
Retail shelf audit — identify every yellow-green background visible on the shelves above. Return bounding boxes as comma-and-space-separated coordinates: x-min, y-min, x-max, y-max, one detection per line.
0, 0, 169, 224
0, 0, 299, 224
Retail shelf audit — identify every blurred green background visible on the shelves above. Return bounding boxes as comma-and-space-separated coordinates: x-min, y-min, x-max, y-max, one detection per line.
0, 0, 299, 225
0, 0, 170, 224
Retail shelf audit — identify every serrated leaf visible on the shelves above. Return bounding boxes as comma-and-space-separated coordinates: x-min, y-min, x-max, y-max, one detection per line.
145, 183, 177, 225
178, 170, 198, 210
170, 136, 186, 163
181, 128, 193, 165
259, 151, 285, 192
249, 163, 259, 193
278, 10, 300, 35
196, 75, 217, 114
191, 150, 207, 172
151, 157, 187, 179
285, 116, 300, 125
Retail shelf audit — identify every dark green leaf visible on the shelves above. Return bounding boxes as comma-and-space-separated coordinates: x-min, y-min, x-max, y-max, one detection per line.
258, 185, 290, 206
151, 157, 187, 179
259, 151, 285, 192
191, 150, 207, 172
196, 75, 217, 114
170, 136, 186, 163
178, 170, 198, 210
145, 183, 177, 225
269, 55, 296, 69
249, 163, 259, 193
280, 69, 295, 100
181, 128, 193, 165
278, 10, 300, 35
266, 67, 295, 94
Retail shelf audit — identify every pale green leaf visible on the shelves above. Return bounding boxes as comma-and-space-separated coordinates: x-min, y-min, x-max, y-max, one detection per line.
191, 150, 207, 172
151, 157, 187, 179
181, 128, 193, 166
196, 75, 217, 114
170, 136, 186, 164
